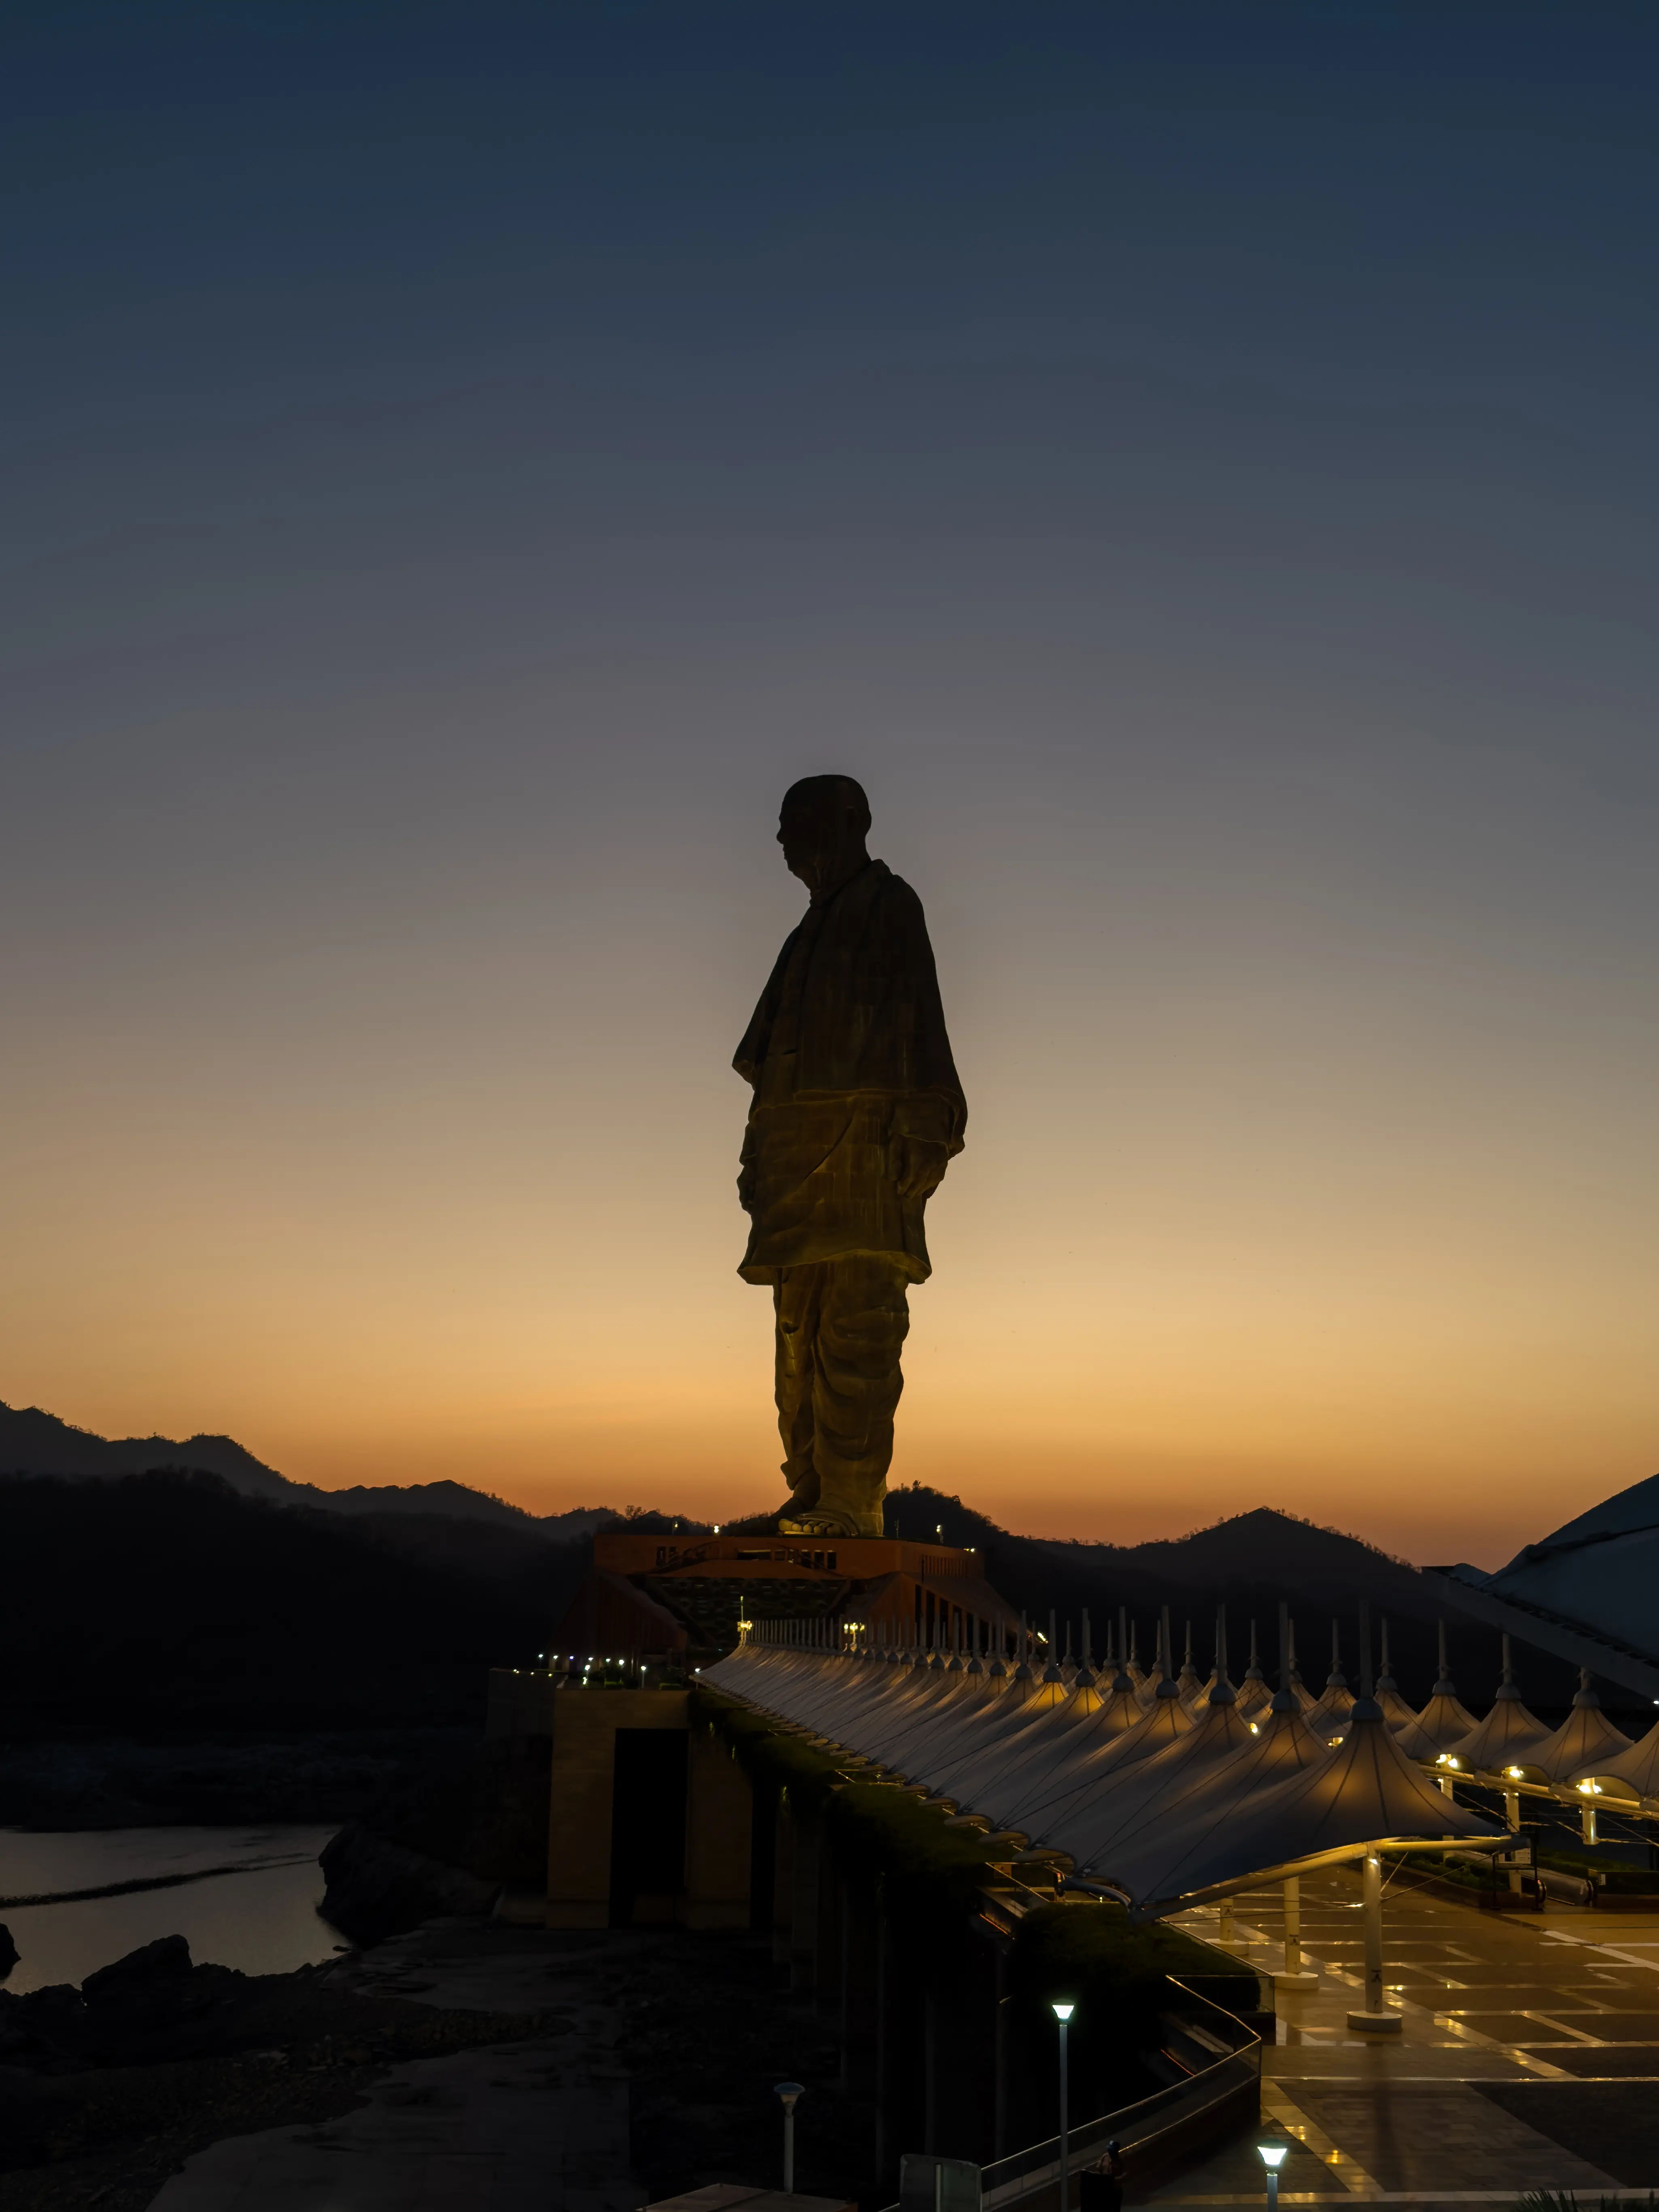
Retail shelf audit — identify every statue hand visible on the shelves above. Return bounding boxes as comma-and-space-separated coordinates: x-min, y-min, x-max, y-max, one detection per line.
894, 1135, 950, 1200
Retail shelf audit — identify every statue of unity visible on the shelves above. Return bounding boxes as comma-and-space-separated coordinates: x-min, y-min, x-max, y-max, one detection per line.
733, 775, 966, 1539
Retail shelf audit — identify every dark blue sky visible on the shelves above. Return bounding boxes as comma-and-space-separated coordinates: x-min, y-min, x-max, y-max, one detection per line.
5, 4, 1657, 1557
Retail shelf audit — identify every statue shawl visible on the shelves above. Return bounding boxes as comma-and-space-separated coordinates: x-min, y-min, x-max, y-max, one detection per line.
733, 860, 966, 1140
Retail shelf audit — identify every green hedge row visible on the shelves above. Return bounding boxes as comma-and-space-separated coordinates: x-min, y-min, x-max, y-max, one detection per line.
689, 1684, 1258, 2005
688, 1681, 857, 1813
1535, 1848, 1659, 1893
1007, 1898, 1259, 2110
690, 1682, 1006, 1932
1010, 1897, 1254, 2015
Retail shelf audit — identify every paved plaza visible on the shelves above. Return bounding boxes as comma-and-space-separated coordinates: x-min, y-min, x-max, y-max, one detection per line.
139, 1864, 1659, 2209
1140, 1863, 1659, 2207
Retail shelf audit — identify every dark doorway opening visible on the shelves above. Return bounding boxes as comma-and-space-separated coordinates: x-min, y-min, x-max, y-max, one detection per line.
609, 1727, 688, 1928
749, 1777, 777, 1936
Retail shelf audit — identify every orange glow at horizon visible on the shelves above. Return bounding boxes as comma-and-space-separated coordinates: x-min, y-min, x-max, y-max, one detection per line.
6, 782, 1655, 1579
8, 4, 1659, 1592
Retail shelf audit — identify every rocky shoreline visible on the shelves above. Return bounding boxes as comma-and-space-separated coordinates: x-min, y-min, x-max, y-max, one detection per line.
0, 1931, 575, 2212
0, 1915, 876, 2212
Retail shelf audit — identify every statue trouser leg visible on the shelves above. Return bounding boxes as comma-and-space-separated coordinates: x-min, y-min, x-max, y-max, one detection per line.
773, 1255, 910, 1538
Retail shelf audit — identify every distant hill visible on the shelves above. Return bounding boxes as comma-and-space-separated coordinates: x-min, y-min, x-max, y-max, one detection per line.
0, 1469, 592, 1735
0, 1404, 1611, 1717
0, 1402, 290, 1496
312, 1482, 617, 1544
882, 1483, 1597, 1712
0, 1402, 615, 1542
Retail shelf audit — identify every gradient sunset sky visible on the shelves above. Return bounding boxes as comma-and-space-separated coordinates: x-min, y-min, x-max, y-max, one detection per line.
5, 6, 1657, 1567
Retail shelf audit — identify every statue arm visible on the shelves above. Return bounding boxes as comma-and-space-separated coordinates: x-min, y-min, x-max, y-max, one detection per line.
894, 1134, 951, 1200
890, 1088, 962, 1199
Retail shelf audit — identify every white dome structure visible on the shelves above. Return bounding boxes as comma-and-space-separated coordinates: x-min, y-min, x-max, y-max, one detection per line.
1428, 1471, 1659, 1701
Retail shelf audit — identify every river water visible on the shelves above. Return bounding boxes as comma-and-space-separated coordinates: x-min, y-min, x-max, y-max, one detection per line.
0, 1825, 346, 1993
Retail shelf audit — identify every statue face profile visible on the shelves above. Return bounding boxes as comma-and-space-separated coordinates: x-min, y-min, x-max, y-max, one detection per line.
776, 776, 872, 899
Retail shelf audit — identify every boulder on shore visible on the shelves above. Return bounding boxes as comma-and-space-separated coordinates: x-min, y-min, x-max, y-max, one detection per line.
317, 1734, 550, 1943
0, 1934, 253, 2070
320, 1825, 497, 1944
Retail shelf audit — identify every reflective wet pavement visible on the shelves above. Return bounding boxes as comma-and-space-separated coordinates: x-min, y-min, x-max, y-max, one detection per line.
1135, 1863, 1659, 2204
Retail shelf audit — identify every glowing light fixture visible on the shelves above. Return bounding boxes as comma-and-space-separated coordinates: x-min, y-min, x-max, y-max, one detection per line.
1258, 2143, 1288, 2210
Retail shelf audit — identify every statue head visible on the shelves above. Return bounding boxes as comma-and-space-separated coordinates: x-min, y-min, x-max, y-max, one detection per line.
778, 775, 872, 899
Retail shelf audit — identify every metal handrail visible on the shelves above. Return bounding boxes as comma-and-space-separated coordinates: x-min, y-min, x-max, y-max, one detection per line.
974, 1979, 1261, 2212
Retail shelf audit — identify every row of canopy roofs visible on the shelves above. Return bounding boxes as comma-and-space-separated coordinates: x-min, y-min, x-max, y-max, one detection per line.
703, 1604, 1659, 1925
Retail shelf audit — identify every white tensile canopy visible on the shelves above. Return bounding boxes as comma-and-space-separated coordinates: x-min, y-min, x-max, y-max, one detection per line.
1058, 1692, 1336, 1894
931, 1667, 1128, 1825
704, 1614, 1506, 1936
1233, 1622, 1274, 1721
1303, 1622, 1357, 1736
1088, 1703, 1504, 1916
1035, 1676, 1262, 1870
1442, 1639, 1552, 1777
1574, 1715, 1659, 1802
1528, 1671, 1634, 1785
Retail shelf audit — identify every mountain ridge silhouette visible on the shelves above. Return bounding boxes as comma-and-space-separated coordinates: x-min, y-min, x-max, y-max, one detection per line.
0, 1401, 615, 1541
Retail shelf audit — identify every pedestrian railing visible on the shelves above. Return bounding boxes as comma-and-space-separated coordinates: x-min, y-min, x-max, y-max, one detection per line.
886, 1979, 1261, 2212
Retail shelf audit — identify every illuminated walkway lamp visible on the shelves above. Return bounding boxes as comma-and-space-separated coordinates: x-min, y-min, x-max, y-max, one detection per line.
774, 2081, 804, 2193
1051, 2002, 1074, 2212
1257, 2142, 1288, 2210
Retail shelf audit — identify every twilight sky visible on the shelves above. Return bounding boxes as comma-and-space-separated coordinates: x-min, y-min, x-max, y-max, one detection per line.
4, 5, 1657, 1567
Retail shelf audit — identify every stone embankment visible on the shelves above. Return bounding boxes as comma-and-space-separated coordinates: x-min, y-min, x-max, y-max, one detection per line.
318, 1733, 553, 1943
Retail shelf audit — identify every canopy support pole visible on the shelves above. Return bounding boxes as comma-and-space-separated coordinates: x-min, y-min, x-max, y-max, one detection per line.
1276, 1873, 1318, 1990
1347, 1852, 1402, 2034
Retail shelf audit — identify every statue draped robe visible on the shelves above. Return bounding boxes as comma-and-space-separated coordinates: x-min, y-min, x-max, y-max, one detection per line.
734, 859, 966, 1537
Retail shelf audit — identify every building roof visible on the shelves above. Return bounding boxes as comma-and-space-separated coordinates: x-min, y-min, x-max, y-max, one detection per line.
703, 1643, 1502, 1916
1427, 1472, 1659, 1699
1502, 1469, 1659, 1567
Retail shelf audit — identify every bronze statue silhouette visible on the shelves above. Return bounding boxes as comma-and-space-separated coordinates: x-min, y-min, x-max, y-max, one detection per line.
734, 776, 966, 1537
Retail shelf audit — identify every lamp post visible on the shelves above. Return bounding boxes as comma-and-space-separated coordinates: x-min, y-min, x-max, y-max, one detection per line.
1052, 2002, 1074, 2212
775, 2081, 804, 2193
1257, 2142, 1288, 2210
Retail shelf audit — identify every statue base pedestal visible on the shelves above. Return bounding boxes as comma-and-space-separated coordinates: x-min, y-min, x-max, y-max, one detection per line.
778, 1514, 867, 1539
